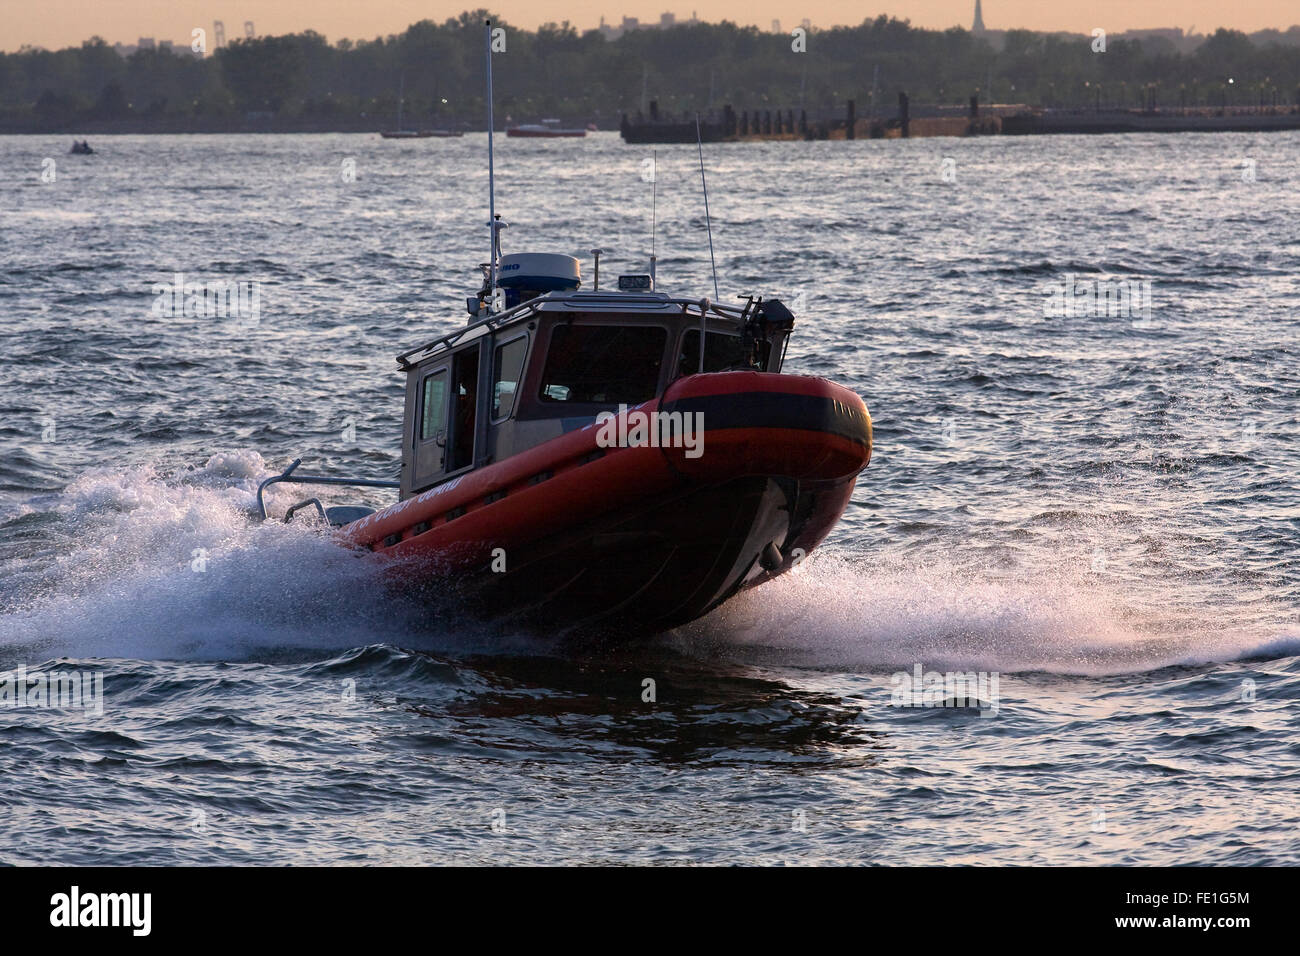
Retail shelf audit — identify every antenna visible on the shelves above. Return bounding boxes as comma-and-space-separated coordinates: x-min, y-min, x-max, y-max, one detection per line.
485, 20, 498, 311
695, 115, 720, 302
650, 149, 658, 287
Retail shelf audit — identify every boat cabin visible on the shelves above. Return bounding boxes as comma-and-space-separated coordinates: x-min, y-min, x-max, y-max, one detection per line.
395, 253, 795, 499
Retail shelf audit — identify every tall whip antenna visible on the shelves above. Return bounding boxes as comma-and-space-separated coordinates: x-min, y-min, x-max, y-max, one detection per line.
650, 149, 658, 286
485, 20, 498, 310
695, 114, 719, 301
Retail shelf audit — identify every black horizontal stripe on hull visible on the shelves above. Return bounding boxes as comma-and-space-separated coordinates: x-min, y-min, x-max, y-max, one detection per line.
661, 391, 871, 448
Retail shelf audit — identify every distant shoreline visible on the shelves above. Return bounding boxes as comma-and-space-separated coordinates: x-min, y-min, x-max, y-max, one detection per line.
12, 109, 1300, 139
4, 18, 1297, 143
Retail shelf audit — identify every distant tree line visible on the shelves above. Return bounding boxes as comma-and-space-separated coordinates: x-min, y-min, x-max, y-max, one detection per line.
1, 10, 1298, 131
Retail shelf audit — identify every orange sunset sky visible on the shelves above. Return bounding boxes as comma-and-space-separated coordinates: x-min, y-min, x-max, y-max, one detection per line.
2, 1, 1296, 52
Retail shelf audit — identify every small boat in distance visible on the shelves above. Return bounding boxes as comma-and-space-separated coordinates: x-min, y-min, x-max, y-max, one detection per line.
380, 73, 464, 139
506, 119, 587, 138
380, 129, 464, 139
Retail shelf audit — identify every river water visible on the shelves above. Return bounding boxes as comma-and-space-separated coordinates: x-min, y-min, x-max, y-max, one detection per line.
1, 131, 1297, 864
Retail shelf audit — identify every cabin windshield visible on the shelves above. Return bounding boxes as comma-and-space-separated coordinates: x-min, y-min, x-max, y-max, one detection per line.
677, 329, 770, 377
539, 324, 667, 404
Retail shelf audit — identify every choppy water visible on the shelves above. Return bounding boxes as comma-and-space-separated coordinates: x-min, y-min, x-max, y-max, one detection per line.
1, 131, 1298, 865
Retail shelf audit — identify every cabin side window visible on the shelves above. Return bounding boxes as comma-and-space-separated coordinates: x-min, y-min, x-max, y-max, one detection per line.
677, 330, 770, 378
538, 325, 667, 404
492, 335, 528, 421
449, 345, 480, 472
419, 370, 449, 442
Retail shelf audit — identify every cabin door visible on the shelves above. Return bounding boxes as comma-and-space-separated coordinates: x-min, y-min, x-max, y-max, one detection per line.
410, 363, 450, 493
408, 344, 481, 494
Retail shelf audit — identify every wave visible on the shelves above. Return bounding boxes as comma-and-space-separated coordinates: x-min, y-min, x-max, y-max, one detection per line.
0, 452, 438, 664
2, 457, 1296, 676
669, 552, 1300, 677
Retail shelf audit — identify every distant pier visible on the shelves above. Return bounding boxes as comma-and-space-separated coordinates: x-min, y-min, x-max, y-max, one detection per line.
621, 98, 1300, 143
1001, 107, 1300, 135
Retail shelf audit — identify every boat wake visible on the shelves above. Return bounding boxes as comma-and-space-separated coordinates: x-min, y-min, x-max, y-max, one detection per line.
670, 552, 1300, 677
2, 455, 1296, 674
0, 452, 456, 665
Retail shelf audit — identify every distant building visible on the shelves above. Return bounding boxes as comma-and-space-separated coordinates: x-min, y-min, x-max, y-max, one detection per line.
111, 37, 189, 58
969, 1, 1007, 50
599, 11, 697, 39
1114, 27, 1204, 54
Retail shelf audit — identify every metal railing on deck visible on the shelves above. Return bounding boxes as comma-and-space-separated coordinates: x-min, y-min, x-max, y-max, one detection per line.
395, 293, 755, 370
255, 458, 399, 521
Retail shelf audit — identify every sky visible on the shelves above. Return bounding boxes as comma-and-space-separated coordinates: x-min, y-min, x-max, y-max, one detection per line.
2, 1, 1296, 52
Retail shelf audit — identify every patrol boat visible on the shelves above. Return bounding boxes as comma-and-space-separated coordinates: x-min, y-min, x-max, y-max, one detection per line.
254, 22, 872, 638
